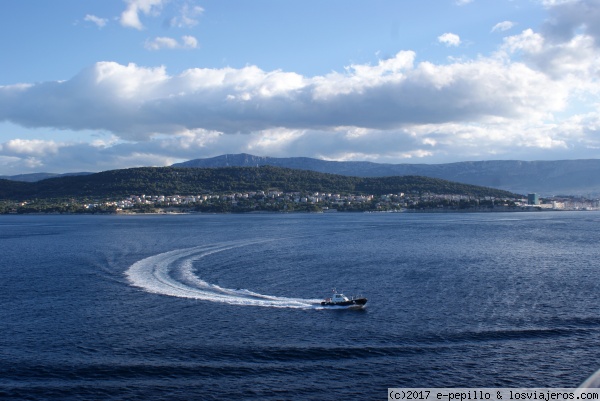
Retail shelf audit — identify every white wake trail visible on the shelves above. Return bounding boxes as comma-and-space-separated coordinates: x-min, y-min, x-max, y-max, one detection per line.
125, 240, 322, 308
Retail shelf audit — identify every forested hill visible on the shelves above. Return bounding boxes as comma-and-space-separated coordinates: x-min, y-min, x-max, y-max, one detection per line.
174, 153, 600, 196
0, 166, 519, 201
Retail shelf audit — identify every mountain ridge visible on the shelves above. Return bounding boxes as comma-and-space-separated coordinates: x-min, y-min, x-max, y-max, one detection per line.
173, 154, 600, 196
0, 172, 92, 182
3, 154, 599, 196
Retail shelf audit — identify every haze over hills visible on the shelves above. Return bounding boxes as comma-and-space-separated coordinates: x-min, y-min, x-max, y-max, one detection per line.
173, 154, 600, 196
2, 154, 599, 197
0, 172, 92, 182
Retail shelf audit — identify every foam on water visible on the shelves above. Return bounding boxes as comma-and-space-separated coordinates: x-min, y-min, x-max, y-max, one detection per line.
125, 239, 323, 308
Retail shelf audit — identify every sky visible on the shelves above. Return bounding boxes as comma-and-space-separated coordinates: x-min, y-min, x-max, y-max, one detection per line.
1, 0, 600, 175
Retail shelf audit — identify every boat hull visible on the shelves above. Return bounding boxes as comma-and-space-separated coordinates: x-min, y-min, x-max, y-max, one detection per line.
320, 297, 367, 307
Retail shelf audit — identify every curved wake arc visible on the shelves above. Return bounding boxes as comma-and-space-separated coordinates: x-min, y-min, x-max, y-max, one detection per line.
125, 240, 322, 308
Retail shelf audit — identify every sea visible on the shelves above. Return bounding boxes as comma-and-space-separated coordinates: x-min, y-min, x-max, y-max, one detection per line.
2, 212, 600, 400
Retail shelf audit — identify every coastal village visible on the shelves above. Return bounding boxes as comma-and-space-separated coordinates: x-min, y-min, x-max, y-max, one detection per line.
4, 189, 600, 214
81, 191, 599, 213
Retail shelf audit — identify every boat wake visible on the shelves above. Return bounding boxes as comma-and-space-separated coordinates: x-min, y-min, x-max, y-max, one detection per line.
125, 239, 323, 308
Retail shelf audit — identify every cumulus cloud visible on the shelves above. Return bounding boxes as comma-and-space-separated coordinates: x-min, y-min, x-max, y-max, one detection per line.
438, 32, 461, 47
145, 36, 179, 50
0, 51, 570, 141
4, 110, 600, 175
492, 21, 516, 33
84, 14, 108, 28
502, 27, 600, 90
541, 0, 600, 45
3, 0, 600, 174
120, 0, 166, 30
182, 35, 198, 48
121, 0, 203, 30
1, 139, 61, 157
492, 0, 600, 96
144, 35, 198, 50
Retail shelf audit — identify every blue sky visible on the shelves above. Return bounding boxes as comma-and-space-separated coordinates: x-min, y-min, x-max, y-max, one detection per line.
1, 0, 599, 174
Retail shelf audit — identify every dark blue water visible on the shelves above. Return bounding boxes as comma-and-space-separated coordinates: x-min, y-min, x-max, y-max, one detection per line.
2, 212, 600, 400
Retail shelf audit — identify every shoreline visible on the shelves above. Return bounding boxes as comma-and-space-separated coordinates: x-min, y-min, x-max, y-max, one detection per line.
1, 207, 593, 216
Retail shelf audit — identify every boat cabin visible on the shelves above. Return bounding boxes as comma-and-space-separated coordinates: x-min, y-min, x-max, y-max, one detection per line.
332, 293, 349, 303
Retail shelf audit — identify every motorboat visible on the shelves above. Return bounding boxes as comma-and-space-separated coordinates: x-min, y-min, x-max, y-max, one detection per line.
321, 292, 367, 307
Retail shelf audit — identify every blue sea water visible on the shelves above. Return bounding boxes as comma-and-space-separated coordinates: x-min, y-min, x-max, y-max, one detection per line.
2, 212, 600, 400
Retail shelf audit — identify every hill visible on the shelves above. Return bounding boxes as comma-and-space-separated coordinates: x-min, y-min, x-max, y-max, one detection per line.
0, 166, 517, 201
0, 172, 92, 182
173, 154, 600, 196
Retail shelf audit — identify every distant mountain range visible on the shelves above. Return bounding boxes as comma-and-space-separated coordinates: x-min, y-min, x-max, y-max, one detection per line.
3, 154, 600, 196
0, 172, 92, 182
174, 154, 600, 196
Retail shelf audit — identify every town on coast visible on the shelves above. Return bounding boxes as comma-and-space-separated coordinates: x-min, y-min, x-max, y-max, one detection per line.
4, 190, 598, 214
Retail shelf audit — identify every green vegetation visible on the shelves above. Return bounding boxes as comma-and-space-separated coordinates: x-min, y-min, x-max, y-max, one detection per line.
0, 166, 517, 201
0, 166, 524, 214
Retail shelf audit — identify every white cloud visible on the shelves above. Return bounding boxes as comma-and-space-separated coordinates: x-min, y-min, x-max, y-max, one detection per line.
541, 0, 600, 45
145, 36, 179, 50
438, 32, 461, 47
1, 139, 61, 156
120, 0, 166, 30
502, 29, 545, 54
498, 2, 600, 94
145, 35, 199, 50
171, 3, 204, 28
121, 0, 203, 30
502, 28, 600, 89
540, 0, 578, 6
456, 0, 474, 5
4, 108, 600, 175
4, 0, 600, 173
84, 14, 108, 28
492, 21, 516, 33
0, 51, 570, 141
181, 35, 198, 48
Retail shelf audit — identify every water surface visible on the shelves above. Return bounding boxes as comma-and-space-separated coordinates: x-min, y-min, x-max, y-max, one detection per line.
1, 212, 600, 400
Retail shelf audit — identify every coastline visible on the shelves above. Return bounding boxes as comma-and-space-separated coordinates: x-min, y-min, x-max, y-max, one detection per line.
1, 207, 588, 216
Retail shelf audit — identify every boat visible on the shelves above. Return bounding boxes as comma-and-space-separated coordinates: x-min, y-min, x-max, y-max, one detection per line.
320, 292, 367, 307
